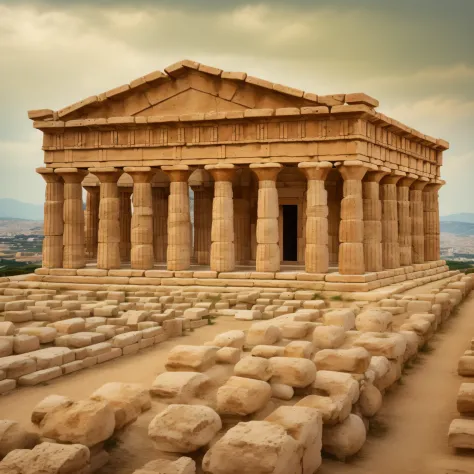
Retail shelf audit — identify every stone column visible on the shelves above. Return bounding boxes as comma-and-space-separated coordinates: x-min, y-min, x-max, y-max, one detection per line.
397, 173, 418, 266
89, 167, 123, 269
152, 186, 169, 263
37, 168, 64, 268
205, 164, 236, 272
119, 188, 132, 262
56, 168, 87, 269
326, 178, 341, 266
84, 186, 100, 259
250, 163, 282, 272
298, 161, 332, 273
162, 165, 191, 271
380, 170, 405, 269
192, 185, 213, 265
336, 161, 368, 275
362, 167, 390, 272
234, 183, 251, 264
423, 181, 443, 261
410, 178, 429, 264
124, 167, 155, 270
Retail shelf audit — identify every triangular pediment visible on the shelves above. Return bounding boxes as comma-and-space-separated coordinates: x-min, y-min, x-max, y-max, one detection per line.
33, 60, 329, 122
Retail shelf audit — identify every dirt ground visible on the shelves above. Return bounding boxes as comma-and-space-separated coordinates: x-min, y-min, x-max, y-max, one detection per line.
1, 281, 473, 474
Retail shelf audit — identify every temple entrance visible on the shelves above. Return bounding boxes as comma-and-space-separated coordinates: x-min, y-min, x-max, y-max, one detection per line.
282, 205, 298, 262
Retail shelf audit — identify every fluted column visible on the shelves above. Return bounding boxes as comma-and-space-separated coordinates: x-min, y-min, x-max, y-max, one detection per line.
90, 167, 123, 269
37, 168, 64, 268
234, 184, 251, 264
56, 168, 87, 269
410, 178, 429, 264
119, 188, 132, 262
423, 181, 443, 261
363, 167, 389, 272
192, 185, 213, 265
336, 161, 368, 275
326, 178, 341, 266
152, 186, 169, 263
380, 171, 405, 269
250, 163, 282, 272
162, 165, 191, 271
298, 161, 332, 273
397, 173, 418, 266
124, 167, 155, 270
205, 164, 236, 272
84, 186, 100, 259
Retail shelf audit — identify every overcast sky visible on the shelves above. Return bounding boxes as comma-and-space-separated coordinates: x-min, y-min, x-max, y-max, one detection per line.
1, 0, 472, 215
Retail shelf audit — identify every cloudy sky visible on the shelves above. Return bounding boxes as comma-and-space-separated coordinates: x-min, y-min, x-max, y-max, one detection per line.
1, 0, 472, 215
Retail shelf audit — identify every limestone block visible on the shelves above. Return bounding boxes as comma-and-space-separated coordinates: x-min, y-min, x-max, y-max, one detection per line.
353, 332, 406, 359
0, 355, 37, 379
4, 310, 33, 323
39, 399, 116, 447
399, 330, 420, 361
235, 309, 261, 321
374, 359, 401, 391
313, 347, 371, 373
0, 442, 90, 474
165, 345, 218, 372
234, 356, 272, 381
216, 347, 241, 364
212, 330, 245, 349
271, 383, 294, 400
18, 327, 57, 344
202, 421, 300, 474
399, 319, 432, 340
90, 382, 151, 430
323, 309, 355, 330
448, 419, 474, 450
406, 300, 432, 314
355, 309, 392, 332
93, 305, 119, 318
31, 395, 73, 424
18, 367, 62, 386
0, 322, 15, 336
296, 394, 351, 425
0, 420, 38, 458
51, 318, 86, 334
67, 332, 106, 348
269, 357, 316, 388
313, 325, 345, 349
358, 383, 382, 417
150, 372, 210, 404
284, 340, 313, 359
281, 322, 312, 339
265, 405, 323, 474
26, 347, 73, 370
246, 323, 281, 346
322, 414, 366, 459
0, 337, 13, 358
457, 383, 474, 415
183, 307, 208, 320
251, 345, 285, 358
136, 457, 196, 474
162, 319, 183, 338
312, 370, 359, 403
458, 356, 474, 377
13, 335, 40, 355
112, 331, 142, 348
216, 376, 272, 416
148, 404, 222, 453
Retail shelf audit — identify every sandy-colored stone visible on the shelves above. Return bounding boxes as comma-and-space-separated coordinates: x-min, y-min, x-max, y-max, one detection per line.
313, 347, 371, 373
322, 413, 366, 459
448, 419, 474, 450
0, 420, 38, 458
150, 372, 210, 403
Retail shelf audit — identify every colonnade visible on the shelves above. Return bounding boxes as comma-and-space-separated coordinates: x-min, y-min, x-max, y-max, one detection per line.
37, 161, 443, 276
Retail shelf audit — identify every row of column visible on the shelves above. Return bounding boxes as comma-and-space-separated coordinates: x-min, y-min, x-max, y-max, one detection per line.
37, 162, 442, 275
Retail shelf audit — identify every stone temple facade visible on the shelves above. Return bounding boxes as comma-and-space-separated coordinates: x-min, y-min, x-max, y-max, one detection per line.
28, 60, 449, 292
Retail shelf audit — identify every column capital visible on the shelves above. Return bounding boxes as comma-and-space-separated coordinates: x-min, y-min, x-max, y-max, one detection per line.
424, 181, 444, 192
364, 166, 391, 183
89, 167, 123, 183
162, 165, 190, 183
298, 161, 332, 180
411, 177, 430, 191
336, 160, 373, 180
380, 170, 406, 185
249, 162, 282, 181
205, 163, 235, 182
124, 166, 156, 183
55, 168, 88, 183
398, 173, 418, 187
36, 167, 63, 183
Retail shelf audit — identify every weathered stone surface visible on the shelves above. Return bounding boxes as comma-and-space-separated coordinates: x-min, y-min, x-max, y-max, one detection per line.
313, 347, 371, 373
353, 332, 406, 359
148, 404, 221, 453
0, 420, 38, 458
358, 383, 382, 417
322, 414, 366, 459
251, 345, 285, 358
165, 345, 218, 372
245, 323, 281, 346
323, 309, 356, 330
150, 372, 210, 403
269, 357, 316, 388
448, 419, 474, 450
31, 395, 73, 424
234, 356, 272, 381
18, 327, 57, 344
458, 356, 474, 376
355, 309, 392, 332
216, 376, 272, 416
312, 325, 345, 349
271, 383, 294, 400
40, 399, 116, 447
457, 383, 474, 415
216, 347, 241, 364
135, 457, 196, 474
284, 340, 313, 359
312, 370, 359, 403
202, 421, 301, 474
296, 394, 352, 425
212, 330, 245, 349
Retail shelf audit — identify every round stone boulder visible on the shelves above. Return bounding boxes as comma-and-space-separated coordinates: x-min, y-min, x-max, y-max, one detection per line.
322, 414, 366, 460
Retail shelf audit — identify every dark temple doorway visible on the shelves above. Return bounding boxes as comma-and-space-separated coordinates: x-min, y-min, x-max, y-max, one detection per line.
282, 205, 298, 262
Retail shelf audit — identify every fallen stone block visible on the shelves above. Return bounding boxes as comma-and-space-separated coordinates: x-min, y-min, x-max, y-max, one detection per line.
13, 335, 40, 355
312, 325, 345, 350
50, 317, 86, 334
353, 332, 406, 359
0, 420, 38, 458
458, 356, 474, 377
212, 330, 245, 349
313, 347, 371, 374
323, 309, 355, 330
234, 356, 272, 381
235, 310, 261, 321
312, 370, 359, 404
148, 404, 222, 453
162, 318, 184, 338
217, 376, 271, 416
296, 393, 351, 425
322, 413, 366, 459
0, 379, 16, 394
135, 457, 196, 474
0, 355, 37, 379
112, 331, 142, 348
150, 371, 210, 403
269, 357, 316, 388
448, 418, 474, 450
17, 327, 57, 344
216, 347, 241, 364
355, 309, 392, 332
202, 421, 301, 474
246, 322, 281, 346
284, 340, 313, 359
250, 345, 285, 358
457, 383, 474, 415
31, 395, 73, 424
165, 345, 218, 372
18, 367, 62, 386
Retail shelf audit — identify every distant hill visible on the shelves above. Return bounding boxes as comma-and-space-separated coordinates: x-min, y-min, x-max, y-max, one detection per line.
440, 221, 474, 236
440, 213, 474, 224
0, 199, 43, 221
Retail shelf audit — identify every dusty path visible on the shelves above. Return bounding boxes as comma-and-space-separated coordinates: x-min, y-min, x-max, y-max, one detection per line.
320, 291, 474, 474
